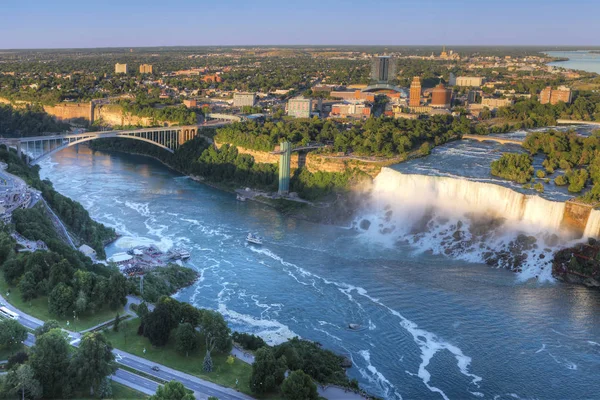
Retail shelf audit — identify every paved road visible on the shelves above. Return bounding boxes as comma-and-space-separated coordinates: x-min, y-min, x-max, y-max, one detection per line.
2, 292, 254, 400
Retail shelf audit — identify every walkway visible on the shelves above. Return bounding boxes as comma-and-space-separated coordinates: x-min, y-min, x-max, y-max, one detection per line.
462, 134, 523, 146
556, 119, 600, 126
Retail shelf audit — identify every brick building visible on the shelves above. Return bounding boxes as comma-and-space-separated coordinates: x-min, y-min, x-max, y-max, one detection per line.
539, 86, 572, 105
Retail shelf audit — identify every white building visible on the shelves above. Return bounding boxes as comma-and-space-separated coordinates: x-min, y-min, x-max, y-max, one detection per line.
455, 76, 484, 87
233, 92, 257, 108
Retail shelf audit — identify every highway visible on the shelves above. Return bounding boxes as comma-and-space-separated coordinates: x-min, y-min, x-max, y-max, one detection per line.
1, 292, 254, 400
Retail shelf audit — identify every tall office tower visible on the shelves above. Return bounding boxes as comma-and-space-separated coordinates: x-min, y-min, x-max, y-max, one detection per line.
371, 56, 396, 83
409, 77, 422, 107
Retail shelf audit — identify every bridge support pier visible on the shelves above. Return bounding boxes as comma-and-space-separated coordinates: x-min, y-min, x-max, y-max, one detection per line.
278, 141, 291, 195
16, 143, 21, 159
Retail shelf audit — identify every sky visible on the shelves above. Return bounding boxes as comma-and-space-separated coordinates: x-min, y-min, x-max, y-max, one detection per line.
2, 0, 600, 49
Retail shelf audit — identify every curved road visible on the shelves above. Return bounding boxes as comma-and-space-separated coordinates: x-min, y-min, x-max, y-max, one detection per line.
0, 292, 253, 400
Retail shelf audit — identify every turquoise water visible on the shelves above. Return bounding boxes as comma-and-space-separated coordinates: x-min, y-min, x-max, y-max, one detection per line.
39, 145, 600, 400
546, 50, 600, 74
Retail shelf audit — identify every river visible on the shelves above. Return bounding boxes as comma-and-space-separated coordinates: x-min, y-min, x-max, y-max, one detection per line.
39, 144, 600, 400
546, 50, 600, 74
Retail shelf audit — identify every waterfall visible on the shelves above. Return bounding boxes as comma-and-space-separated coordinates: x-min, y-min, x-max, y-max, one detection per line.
357, 167, 587, 281
370, 168, 567, 232
584, 209, 600, 238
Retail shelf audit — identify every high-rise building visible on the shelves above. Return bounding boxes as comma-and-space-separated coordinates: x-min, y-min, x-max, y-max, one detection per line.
287, 97, 313, 118
371, 56, 396, 83
115, 63, 128, 74
139, 64, 153, 74
409, 77, 422, 107
540, 86, 572, 105
431, 83, 452, 108
233, 92, 257, 108
449, 73, 457, 86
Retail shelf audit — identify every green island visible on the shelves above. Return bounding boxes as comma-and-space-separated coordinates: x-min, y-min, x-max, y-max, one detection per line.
490, 129, 600, 202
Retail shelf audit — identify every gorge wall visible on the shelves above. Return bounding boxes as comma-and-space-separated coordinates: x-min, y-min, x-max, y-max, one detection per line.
213, 140, 387, 178
0, 98, 174, 127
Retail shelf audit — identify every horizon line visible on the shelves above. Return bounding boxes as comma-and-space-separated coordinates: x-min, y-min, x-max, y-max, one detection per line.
2, 44, 600, 52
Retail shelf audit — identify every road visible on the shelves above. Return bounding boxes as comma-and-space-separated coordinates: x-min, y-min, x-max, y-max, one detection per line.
1, 292, 254, 400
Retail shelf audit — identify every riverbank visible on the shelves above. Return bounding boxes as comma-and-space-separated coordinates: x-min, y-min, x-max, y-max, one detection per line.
89, 145, 371, 227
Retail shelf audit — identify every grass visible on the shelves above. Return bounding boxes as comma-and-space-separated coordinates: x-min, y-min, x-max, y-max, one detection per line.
73, 381, 147, 399
0, 274, 125, 332
103, 318, 253, 396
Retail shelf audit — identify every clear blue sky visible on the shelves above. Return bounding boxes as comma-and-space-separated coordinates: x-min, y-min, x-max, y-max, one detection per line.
2, 0, 599, 49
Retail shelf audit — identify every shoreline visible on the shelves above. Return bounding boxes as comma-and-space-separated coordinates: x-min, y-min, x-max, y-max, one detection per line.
89, 146, 363, 227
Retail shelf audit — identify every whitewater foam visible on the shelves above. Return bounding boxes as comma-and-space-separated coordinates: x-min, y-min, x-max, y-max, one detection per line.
248, 246, 482, 399
357, 168, 592, 281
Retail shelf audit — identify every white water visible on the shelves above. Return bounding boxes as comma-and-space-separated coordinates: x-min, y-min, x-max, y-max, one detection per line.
357, 168, 595, 281
584, 209, 600, 238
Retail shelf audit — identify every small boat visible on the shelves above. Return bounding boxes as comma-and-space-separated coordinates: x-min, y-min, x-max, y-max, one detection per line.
246, 233, 263, 245
178, 250, 191, 260
348, 323, 361, 330
236, 194, 246, 202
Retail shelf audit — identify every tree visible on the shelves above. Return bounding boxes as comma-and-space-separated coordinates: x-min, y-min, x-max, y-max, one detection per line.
249, 347, 286, 394
143, 303, 175, 346
30, 329, 70, 398
203, 351, 213, 373
149, 380, 195, 400
18, 271, 38, 301
199, 310, 232, 355
6, 364, 42, 400
69, 332, 116, 396
34, 320, 60, 337
48, 282, 74, 317
106, 273, 128, 310
113, 313, 121, 332
281, 370, 318, 400
74, 289, 87, 315
0, 319, 27, 348
136, 301, 149, 321
6, 351, 28, 370
175, 322, 197, 357
97, 377, 113, 399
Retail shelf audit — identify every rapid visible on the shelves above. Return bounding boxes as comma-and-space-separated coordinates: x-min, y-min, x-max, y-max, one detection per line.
39, 142, 600, 399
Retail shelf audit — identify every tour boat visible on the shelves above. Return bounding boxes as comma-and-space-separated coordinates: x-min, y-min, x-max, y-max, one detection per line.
246, 233, 263, 245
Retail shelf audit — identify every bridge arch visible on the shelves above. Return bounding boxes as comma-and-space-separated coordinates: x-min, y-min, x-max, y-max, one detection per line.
29, 133, 175, 164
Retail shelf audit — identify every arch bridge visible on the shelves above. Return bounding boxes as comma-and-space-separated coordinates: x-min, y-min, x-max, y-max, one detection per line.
0, 125, 204, 164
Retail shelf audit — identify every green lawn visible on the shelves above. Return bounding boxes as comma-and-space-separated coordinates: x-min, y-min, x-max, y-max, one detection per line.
73, 381, 147, 399
104, 318, 253, 396
0, 274, 125, 331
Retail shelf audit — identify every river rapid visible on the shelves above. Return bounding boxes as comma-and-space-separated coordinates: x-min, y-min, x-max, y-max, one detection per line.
39, 144, 600, 400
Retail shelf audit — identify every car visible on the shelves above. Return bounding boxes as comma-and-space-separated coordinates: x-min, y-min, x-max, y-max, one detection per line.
151, 366, 160, 372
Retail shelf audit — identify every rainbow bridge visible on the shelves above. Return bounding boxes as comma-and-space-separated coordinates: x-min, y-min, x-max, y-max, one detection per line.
0, 124, 222, 164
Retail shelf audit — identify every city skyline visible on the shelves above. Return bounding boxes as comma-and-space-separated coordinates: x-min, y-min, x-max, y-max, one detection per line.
2, 0, 600, 49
